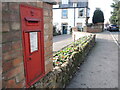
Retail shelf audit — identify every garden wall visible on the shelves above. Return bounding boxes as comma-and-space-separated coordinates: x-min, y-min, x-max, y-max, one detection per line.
86, 23, 104, 33
32, 34, 96, 88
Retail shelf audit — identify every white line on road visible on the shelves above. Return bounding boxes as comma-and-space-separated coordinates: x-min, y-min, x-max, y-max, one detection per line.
109, 31, 120, 48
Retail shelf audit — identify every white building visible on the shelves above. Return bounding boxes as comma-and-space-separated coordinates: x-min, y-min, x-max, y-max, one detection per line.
53, 1, 90, 34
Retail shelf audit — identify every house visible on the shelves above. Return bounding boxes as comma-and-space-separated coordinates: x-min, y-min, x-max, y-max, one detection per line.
53, 0, 90, 34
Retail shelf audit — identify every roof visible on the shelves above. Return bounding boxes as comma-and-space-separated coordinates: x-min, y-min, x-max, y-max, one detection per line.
40, 0, 57, 5
59, 2, 88, 8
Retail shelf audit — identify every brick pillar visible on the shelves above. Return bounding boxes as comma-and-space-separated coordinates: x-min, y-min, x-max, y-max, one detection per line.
2, 2, 54, 88
43, 2, 53, 74
2, 2, 25, 88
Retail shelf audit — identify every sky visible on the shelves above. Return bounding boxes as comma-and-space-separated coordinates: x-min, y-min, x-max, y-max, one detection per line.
88, 0, 114, 23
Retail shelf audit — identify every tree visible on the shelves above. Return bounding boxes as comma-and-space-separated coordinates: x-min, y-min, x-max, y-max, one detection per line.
92, 8, 104, 24
109, 0, 119, 25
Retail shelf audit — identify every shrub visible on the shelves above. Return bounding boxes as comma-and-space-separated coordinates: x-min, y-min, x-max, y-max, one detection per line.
92, 8, 104, 24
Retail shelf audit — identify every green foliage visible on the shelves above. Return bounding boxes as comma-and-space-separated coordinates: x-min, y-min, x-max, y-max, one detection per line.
109, 1, 119, 25
53, 35, 91, 67
92, 9, 104, 24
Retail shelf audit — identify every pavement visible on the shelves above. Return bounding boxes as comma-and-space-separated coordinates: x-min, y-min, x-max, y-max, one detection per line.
66, 31, 118, 88
53, 34, 73, 52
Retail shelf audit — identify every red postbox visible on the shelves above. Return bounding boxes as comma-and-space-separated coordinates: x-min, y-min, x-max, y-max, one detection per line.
20, 4, 45, 87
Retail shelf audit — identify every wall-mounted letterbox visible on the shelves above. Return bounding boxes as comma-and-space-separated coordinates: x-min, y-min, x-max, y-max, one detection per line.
20, 4, 45, 87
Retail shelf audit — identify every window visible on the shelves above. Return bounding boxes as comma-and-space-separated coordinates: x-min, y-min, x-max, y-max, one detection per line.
78, 8, 85, 17
62, 9, 68, 19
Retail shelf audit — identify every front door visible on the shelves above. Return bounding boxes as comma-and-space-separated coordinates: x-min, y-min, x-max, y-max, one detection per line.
20, 4, 45, 87
62, 23, 68, 34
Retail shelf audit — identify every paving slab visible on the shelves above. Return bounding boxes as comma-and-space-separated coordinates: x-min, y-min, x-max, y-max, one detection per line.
66, 31, 118, 88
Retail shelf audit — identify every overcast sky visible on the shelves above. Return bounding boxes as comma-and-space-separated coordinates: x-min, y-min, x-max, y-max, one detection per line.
88, 0, 114, 23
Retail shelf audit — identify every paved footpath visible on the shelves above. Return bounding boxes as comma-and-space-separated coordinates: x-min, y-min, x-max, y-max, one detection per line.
66, 31, 118, 88
53, 32, 91, 52
53, 34, 73, 52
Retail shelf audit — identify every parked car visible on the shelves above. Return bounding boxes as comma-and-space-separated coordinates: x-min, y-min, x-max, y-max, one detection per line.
107, 24, 119, 31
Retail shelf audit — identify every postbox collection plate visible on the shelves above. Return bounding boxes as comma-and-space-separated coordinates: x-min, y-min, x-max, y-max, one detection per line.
20, 4, 45, 87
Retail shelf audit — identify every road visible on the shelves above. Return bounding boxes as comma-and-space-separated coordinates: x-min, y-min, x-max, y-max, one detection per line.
66, 31, 119, 88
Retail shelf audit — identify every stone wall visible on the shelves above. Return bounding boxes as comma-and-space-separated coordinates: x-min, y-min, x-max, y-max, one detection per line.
86, 23, 104, 33
2, 2, 54, 88
32, 34, 96, 88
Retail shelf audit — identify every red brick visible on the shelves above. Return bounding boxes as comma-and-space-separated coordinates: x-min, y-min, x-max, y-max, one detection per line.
2, 56, 23, 72
3, 48, 23, 62
2, 22, 10, 32
44, 46, 52, 54
44, 35, 53, 42
3, 60, 13, 72
2, 31, 22, 43
12, 57, 23, 67
9, 12, 20, 22
2, 51, 12, 62
43, 2, 52, 10
9, 3, 19, 12
2, 42, 12, 53
2, 11, 10, 22
44, 48, 53, 58
44, 9, 49, 16
49, 9, 53, 17
44, 40, 52, 48
11, 41, 22, 50
12, 31, 22, 41
20, 2, 37, 6
4, 65, 23, 80
0, 79, 2, 89
6, 78, 16, 88
11, 49, 23, 60
2, 3, 9, 12
11, 22, 20, 30
44, 17, 51, 23
45, 61, 53, 74
37, 1, 43, 8
2, 32, 11, 43
2, 79, 6, 88
14, 80, 25, 88
15, 72, 25, 83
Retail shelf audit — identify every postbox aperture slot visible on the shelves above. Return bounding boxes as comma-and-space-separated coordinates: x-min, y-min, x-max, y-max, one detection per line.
25, 17, 40, 25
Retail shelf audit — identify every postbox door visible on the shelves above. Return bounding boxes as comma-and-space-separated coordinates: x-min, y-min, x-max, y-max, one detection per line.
20, 4, 45, 87
24, 31, 43, 85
